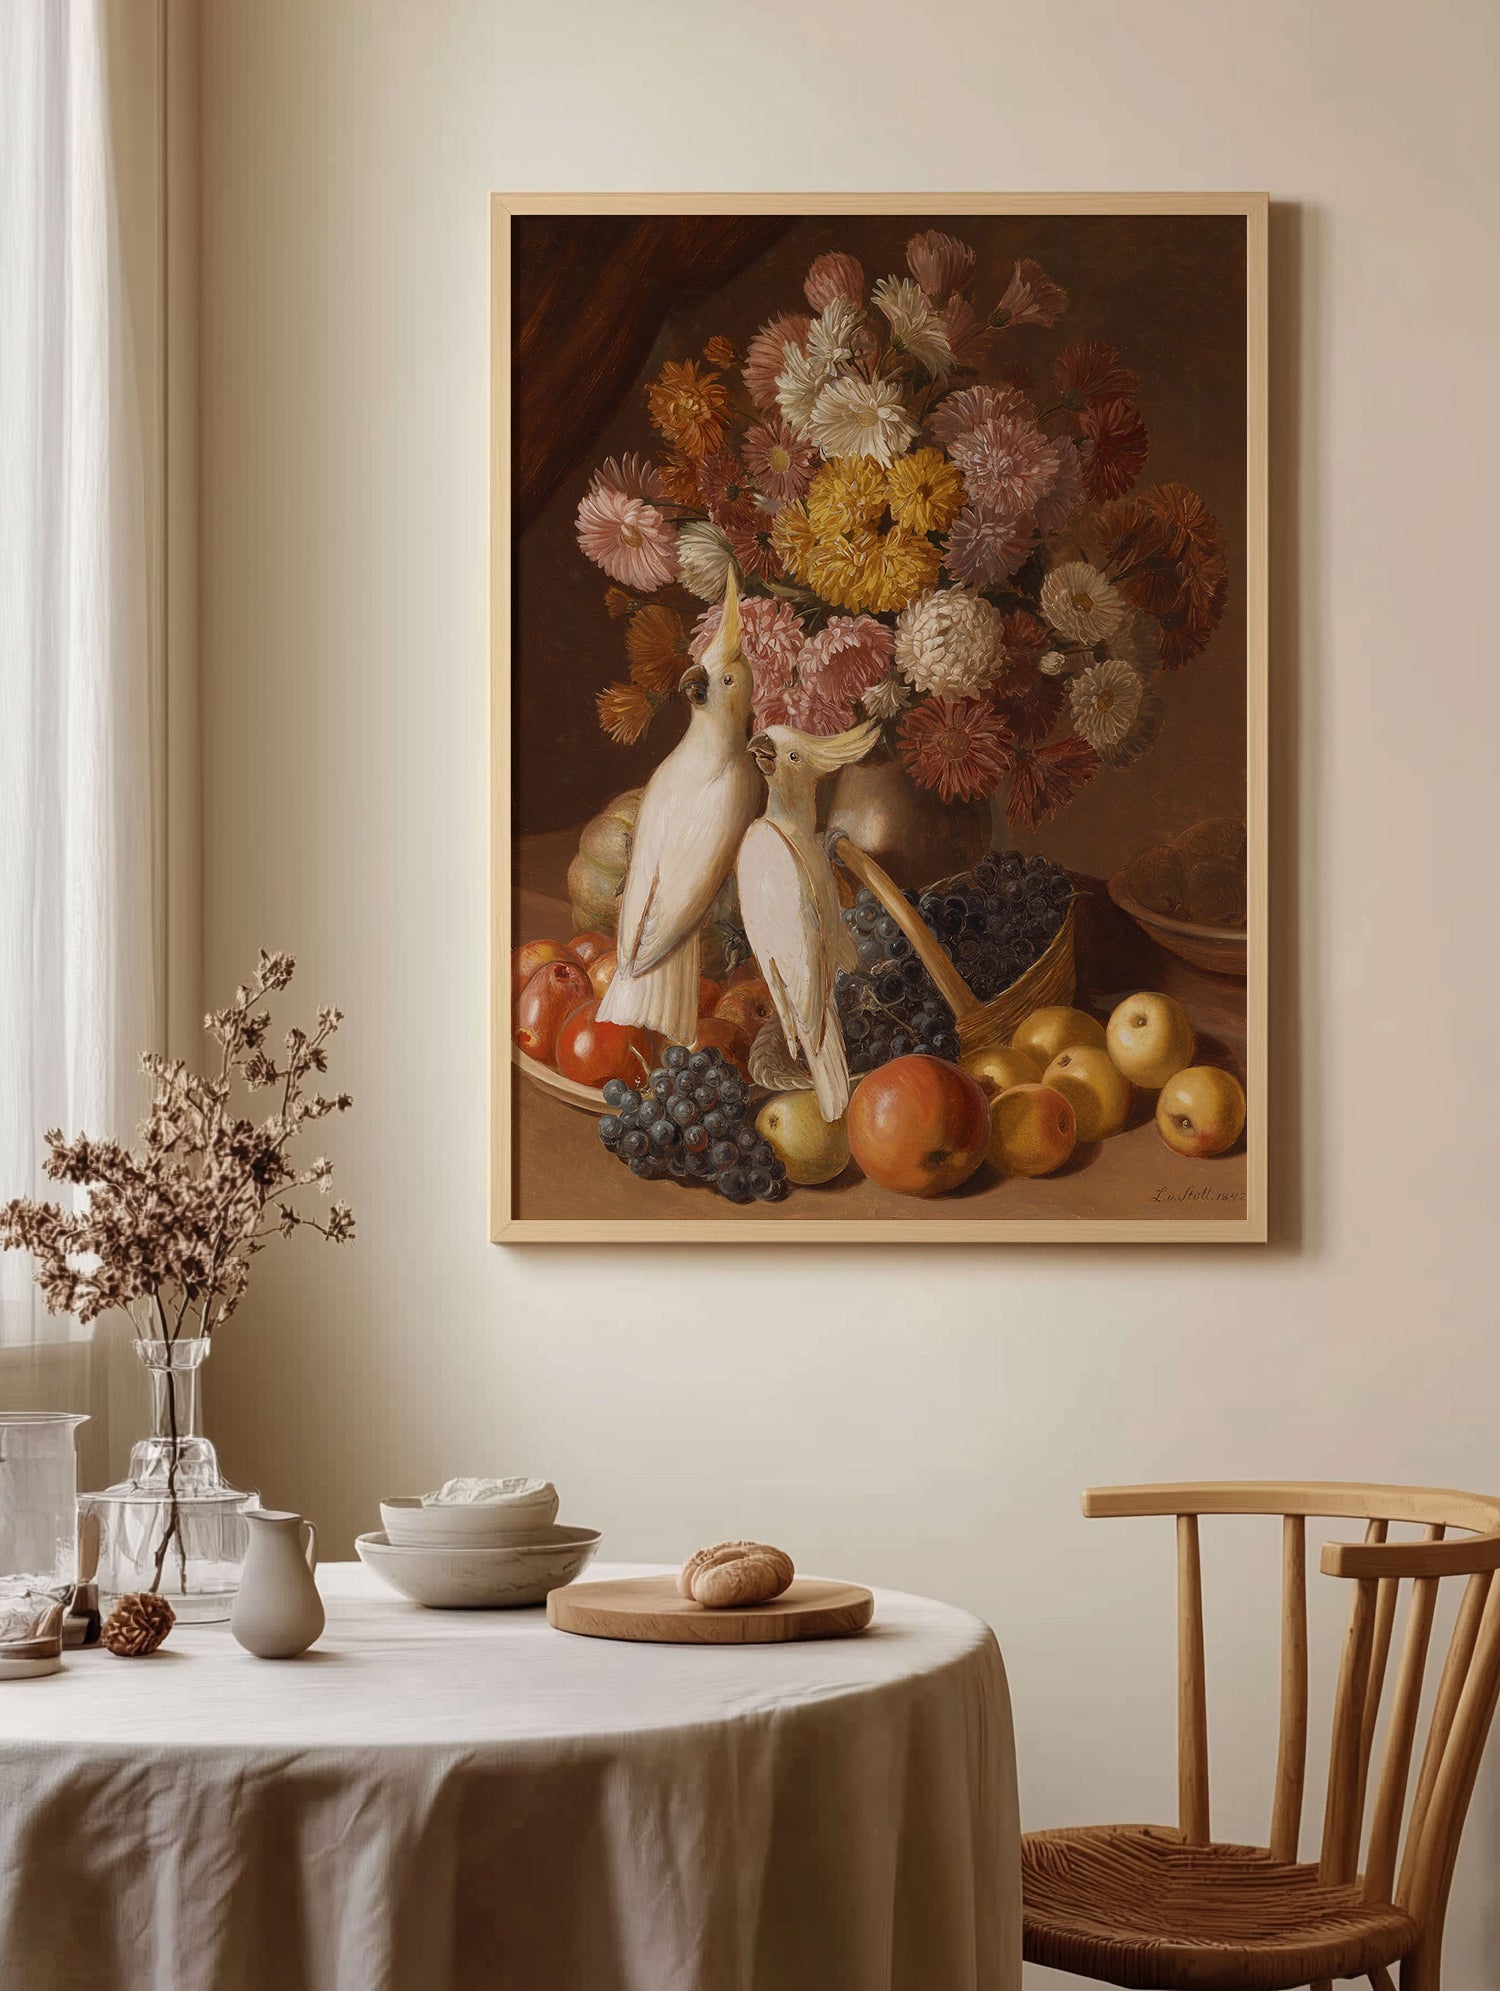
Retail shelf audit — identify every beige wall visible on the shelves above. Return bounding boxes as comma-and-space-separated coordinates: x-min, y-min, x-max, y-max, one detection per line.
196, 1, 1500, 1978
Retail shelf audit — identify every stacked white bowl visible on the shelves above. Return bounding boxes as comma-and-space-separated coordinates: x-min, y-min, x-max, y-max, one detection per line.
356, 1477, 600, 1608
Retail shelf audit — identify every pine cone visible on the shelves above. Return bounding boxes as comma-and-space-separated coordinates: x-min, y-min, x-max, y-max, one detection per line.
100, 1591, 176, 1657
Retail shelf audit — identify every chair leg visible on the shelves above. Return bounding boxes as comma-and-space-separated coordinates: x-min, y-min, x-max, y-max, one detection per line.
1370, 1969, 1397, 1991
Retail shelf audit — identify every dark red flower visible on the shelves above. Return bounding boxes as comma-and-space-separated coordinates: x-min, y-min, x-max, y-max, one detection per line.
1078, 398, 1150, 501
1005, 736, 1101, 829
991, 611, 1066, 742
1095, 484, 1229, 668
725, 513, 784, 583
698, 451, 759, 532
1053, 340, 1140, 405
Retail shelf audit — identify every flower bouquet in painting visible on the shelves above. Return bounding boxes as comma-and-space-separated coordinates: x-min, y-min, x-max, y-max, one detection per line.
577, 231, 1227, 858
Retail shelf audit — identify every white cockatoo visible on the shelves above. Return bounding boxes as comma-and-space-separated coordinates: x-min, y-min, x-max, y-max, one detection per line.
598, 570, 762, 1046
736, 719, 880, 1121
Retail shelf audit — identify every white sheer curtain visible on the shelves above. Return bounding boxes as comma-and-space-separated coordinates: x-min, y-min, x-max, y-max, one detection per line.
0, 0, 159, 1352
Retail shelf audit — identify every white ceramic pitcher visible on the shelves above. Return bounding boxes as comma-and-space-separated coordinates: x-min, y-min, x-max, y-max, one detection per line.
230, 1509, 323, 1659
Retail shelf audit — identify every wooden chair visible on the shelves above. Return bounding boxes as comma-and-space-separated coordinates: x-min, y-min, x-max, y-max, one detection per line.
1022, 1482, 1500, 1991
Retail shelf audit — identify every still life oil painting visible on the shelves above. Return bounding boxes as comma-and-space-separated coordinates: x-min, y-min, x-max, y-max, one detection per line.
493, 196, 1266, 1241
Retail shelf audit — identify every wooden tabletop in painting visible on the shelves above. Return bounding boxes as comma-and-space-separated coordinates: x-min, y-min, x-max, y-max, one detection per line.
512, 830, 1248, 1226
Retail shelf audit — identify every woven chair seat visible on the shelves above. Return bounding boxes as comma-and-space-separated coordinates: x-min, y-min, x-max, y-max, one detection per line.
1022, 1823, 1419, 1991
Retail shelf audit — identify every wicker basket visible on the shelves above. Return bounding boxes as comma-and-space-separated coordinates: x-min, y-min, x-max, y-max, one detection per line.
828, 833, 1077, 1057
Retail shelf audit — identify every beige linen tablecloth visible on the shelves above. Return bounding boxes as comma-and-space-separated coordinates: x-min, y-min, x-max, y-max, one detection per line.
0, 1562, 1019, 1991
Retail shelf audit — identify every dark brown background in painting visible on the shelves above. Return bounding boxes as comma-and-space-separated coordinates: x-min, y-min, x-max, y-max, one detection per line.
511, 212, 1247, 878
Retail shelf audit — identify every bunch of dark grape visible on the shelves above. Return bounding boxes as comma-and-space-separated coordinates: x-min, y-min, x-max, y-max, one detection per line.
596, 1045, 788, 1203
916, 849, 1071, 1004
836, 850, 1072, 1077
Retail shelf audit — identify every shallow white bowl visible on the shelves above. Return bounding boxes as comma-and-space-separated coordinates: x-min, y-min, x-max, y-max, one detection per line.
355, 1525, 599, 1609
380, 1484, 560, 1547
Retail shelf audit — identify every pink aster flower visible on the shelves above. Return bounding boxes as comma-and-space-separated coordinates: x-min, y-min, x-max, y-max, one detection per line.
944, 504, 1036, 588
785, 676, 857, 735
691, 594, 806, 731
928, 382, 1032, 449
906, 229, 976, 297
743, 313, 811, 412
589, 453, 664, 503
948, 409, 1062, 517
940, 295, 993, 372
575, 486, 678, 591
742, 419, 816, 505
797, 615, 894, 709
804, 252, 865, 313
1032, 437, 1084, 535
995, 257, 1069, 329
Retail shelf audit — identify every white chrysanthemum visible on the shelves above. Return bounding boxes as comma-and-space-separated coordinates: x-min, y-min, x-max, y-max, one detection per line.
893, 587, 1003, 696
1040, 560, 1127, 644
775, 343, 832, 435
872, 275, 956, 378
676, 520, 735, 601
1038, 650, 1070, 677
805, 375, 918, 467
861, 673, 911, 721
1069, 658, 1145, 754
806, 295, 863, 373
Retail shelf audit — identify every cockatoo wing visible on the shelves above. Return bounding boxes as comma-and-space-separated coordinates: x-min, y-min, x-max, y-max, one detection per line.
737, 821, 830, 1058
617, 756, 757, 978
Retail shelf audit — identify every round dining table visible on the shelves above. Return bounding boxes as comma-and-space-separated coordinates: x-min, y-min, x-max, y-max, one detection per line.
0, 1562, 1020, 1991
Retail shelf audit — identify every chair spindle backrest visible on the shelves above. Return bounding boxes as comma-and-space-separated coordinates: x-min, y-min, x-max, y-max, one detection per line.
1083, 1480, 1500, 1956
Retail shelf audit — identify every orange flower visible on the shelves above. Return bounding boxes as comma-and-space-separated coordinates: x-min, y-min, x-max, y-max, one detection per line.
625, 605, 688, 695
703, 334, 738, 369
647, 360, 730, 461
596, 682, 653, 746
657, 449, 704, 508
603, 587, 634, 619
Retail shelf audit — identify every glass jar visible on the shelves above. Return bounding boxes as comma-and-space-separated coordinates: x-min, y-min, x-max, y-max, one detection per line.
82, 1339, 256, 1624
0, 1413, 88, 1678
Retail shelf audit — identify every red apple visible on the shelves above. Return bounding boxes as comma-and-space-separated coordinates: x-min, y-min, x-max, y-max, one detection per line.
514, 960, 592, 1064
692, 1016, 752, 1081
698, 976, 722, 1017
715, 978, 776, 1036
847, 1055, 990, 1198
512, 938, 581, 1001
587, 949, 617, 998
554, 1000, 655, 1089
567, 930, 613, 969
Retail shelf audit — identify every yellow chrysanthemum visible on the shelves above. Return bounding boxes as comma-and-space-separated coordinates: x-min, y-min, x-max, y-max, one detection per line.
806, 528, 880, 612
771, 501, 818, 584
862, 529, 942, 614
885, 447, 964, 535
597, 682, 654, 746
805, 456, 887, 541
646, 360, 730, 461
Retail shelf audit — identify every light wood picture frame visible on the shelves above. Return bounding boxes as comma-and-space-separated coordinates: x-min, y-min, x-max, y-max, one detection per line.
492, 194, 1268, 1243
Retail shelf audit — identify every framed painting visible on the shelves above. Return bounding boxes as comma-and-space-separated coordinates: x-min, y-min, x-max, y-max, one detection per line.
492, 194, 1267, 1243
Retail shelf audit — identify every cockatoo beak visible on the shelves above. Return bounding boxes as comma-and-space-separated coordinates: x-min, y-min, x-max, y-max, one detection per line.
747, 731, 776, 776
678, 661, 709, 705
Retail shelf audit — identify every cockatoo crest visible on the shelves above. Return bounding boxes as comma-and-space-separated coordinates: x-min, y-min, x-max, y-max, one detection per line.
747, 719, 881, 782
680, 566, 753, 730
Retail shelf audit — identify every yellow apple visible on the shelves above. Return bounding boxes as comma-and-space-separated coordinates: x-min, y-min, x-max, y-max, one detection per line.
1156, 1066, 1246, 1157
961, 1044, 1042, 1102
756, 1090, 850, 1186
1043, 1045, 1134, 1142
1106, 991, 1196, 1089
1011, 1006, 1106, 1070
987, 1082, 1077, 1177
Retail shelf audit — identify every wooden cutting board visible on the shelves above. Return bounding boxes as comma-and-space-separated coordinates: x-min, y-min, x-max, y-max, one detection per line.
547, 1574, 874, 1644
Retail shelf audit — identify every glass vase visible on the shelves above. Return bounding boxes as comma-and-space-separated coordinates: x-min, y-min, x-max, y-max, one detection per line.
0, 1413, 88, 1678
82, 1338, 256, 1624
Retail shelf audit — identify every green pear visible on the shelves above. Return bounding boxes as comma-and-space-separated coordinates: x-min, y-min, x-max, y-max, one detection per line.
756, 1091, 850, 1186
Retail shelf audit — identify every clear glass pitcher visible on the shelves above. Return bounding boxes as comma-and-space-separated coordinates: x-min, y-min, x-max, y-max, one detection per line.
0, 1413, 88, 1679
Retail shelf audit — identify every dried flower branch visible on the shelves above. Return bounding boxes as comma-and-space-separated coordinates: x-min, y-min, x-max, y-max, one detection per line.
0, 953, 354, 1591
